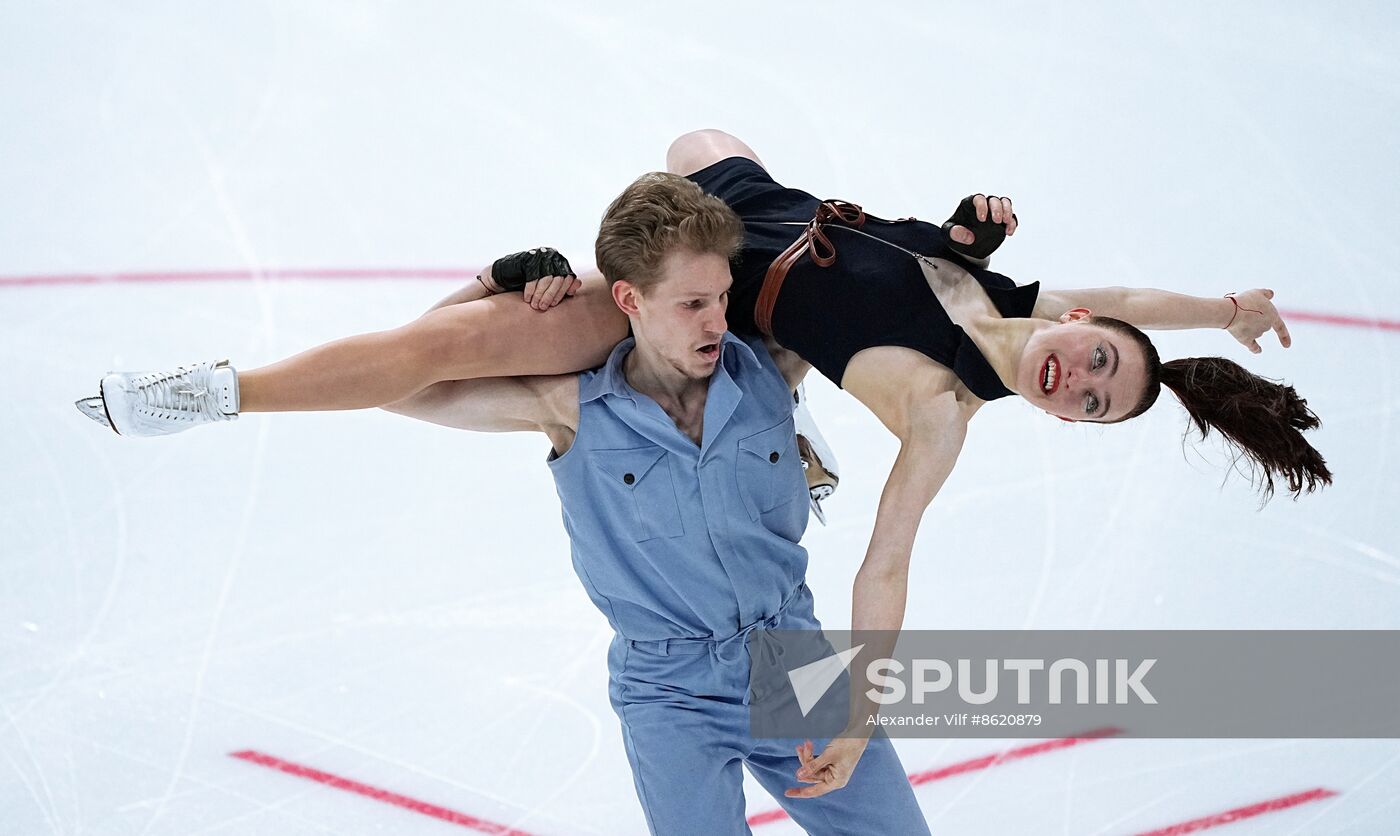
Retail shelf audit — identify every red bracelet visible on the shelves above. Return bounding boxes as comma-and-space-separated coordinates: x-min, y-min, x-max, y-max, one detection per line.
1223, 293, 1263, 329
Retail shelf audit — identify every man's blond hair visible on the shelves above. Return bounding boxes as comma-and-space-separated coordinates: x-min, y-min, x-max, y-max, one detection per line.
595, 172, 744, 293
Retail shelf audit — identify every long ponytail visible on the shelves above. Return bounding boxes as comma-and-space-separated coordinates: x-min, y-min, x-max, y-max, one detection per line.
1092, 316, 1332, 500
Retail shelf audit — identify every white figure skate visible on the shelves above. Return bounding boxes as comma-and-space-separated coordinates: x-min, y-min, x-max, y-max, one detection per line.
793, 383, 840, 525
75, 360, 239, 437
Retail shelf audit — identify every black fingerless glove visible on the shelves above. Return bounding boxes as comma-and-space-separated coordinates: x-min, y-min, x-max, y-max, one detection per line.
489, 247, 575, 292
942, 196, 1017, 261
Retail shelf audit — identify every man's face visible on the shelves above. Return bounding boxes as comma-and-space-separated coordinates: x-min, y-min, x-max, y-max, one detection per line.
619, 249, 732, 380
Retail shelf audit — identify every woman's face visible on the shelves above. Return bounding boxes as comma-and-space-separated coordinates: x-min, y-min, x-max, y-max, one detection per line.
1017, 314, 1150, 423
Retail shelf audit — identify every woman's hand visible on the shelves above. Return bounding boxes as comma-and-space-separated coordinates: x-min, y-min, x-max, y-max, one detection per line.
1225, 288, 1292, 354
785, 736, 870, 799
949, 193, 1017, 238
944, 194, 1017, 260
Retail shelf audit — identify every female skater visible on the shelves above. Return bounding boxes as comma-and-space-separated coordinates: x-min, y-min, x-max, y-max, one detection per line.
76, 130, 1325, 494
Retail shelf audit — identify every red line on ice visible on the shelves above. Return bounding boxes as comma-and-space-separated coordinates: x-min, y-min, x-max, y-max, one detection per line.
748, 727, 1121, 828
1132, 786, 1339, 835
1276, 308, 1400, 333
2, 269, 1397, 334
0, 267, 481, 286
229, 749, 536, 835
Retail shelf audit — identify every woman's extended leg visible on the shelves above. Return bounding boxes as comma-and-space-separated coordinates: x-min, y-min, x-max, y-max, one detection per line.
239, 272, 627, 412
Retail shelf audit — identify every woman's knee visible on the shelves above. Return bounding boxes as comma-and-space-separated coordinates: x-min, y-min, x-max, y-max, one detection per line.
665, 129, 764, 176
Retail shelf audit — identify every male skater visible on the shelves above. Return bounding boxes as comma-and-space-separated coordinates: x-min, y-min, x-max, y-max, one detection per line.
383, 172, 931, 834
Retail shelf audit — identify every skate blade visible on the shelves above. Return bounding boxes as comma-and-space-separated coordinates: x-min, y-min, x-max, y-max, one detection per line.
809, 484, 834, 526
798, 436, 839, 493
74, 396, 114, 432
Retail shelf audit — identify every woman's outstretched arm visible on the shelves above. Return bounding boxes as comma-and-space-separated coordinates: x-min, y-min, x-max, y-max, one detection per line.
1033, 286, 1292, 353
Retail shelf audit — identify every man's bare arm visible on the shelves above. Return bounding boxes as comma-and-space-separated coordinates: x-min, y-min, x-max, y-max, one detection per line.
383, 374, 580, 455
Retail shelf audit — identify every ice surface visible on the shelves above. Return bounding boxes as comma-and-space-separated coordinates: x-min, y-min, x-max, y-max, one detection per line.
3, 2, 1399, 833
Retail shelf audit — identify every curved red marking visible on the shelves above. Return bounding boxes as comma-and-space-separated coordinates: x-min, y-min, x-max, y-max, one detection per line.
230, 749, 536, 835
1133, 786, 1339, 835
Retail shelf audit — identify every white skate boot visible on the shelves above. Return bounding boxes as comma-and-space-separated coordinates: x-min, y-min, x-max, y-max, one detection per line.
793, 383, 840, 525
75, 360, 240, 437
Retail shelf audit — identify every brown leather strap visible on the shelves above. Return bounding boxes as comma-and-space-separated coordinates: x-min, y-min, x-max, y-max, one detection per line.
754, 233, 809, 337
753, 200, 866, 337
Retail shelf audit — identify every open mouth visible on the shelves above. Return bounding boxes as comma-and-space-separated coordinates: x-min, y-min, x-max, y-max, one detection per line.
697, 343, 719, 361
1040, 353, 1061, 395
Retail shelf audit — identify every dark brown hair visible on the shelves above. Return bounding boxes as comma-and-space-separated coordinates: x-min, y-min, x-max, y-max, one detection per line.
1091, 315, 1332, 500
594, 172, 744, 294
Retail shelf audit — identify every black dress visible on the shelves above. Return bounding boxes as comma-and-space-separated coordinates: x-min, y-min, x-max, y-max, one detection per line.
687, 157, 1041, 401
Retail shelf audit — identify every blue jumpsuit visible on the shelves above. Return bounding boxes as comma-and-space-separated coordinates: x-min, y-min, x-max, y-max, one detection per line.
547, 332, 930, 835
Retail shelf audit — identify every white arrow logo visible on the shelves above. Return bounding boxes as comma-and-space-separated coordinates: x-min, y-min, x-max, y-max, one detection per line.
786, 644, 865, 717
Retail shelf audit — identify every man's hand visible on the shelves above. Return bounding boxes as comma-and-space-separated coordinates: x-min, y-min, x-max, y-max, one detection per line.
943, 194, 1018, 260
785, 737, 869, 799
1226, 288, 1292, 354
484, 247, 581, 311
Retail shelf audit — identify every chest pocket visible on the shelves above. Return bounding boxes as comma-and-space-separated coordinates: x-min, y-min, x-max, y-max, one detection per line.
736, 419, 805, 521
590, 447, 685, 542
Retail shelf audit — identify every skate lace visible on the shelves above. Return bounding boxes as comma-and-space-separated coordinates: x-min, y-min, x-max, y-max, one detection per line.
137, 364, 223, 422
